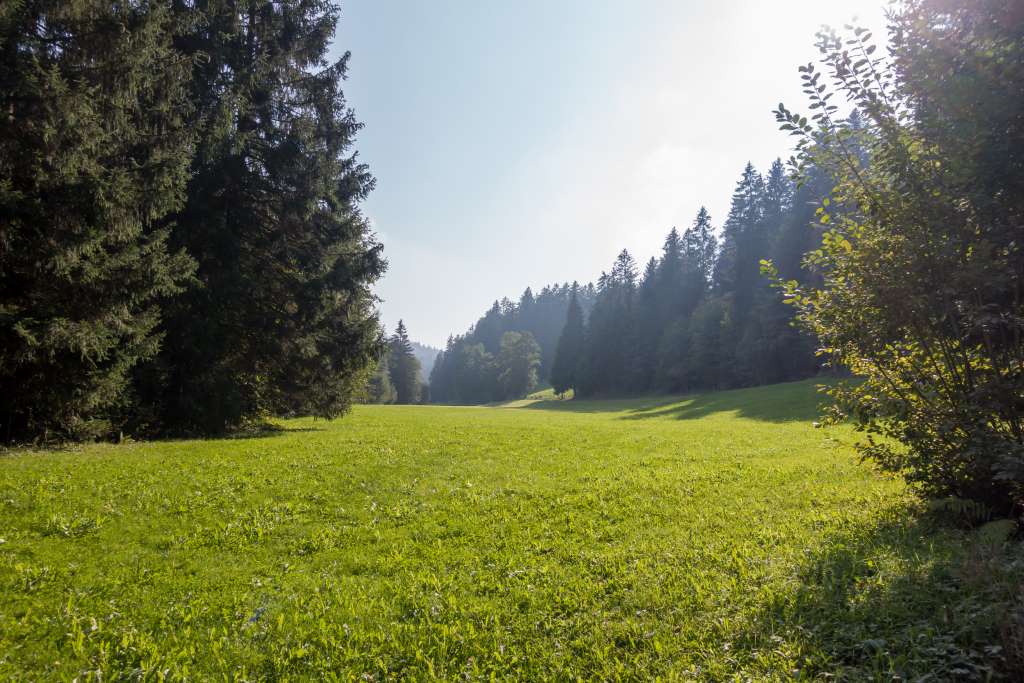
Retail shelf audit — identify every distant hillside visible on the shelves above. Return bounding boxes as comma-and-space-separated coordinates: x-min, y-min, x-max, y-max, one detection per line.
411, 341, 440, 381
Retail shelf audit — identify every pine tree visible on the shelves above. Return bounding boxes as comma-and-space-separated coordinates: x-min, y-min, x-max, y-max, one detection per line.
714, 162, 765, 300
473, 301, 505, 354
628, 257, 661, 391
388, 321, 421, 404
550, 283, 585, 396
148, 1, 385, 433
762, 159, 793, 224
364, 354, 397, 404
577, 251, 638, 396
683, 207, 717, 286
611, 249, 639, 287
0, 1, 195, 440
710, 163, 767, 386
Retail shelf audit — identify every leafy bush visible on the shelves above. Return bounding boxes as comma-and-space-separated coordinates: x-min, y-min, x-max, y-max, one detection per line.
772, 0, 1024, 515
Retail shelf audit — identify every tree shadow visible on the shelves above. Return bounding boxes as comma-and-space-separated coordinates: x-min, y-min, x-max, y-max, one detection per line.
0, 423, 327, 456
733, 507, 1020, 679
519, 380, 824, 424
156, 423, 327, 444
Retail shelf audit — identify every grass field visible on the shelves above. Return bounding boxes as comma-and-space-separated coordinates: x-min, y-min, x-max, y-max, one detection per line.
1, 380, 1021, 680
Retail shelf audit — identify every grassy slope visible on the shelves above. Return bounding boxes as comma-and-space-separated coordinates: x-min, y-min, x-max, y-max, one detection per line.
0, 380, 1019, 680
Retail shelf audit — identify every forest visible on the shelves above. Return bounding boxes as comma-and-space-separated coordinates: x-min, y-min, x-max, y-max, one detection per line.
2, 0, 1024, 679
1, 0, 384, 439
425, 158, 828, 404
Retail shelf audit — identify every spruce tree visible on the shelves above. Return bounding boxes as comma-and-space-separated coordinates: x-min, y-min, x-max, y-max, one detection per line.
388, 321, 421, 404
762, 159, 793, 225
149, 0, 385, 433
364, 354, 396, 404
683, 207, 717, 286
550, 283, 585, 396
628, 257, 661, 392
577, 251, 637, 396
0, 1, 195, 440
713, 162, 765, 301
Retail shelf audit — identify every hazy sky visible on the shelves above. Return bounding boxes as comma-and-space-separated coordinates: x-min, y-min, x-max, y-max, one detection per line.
334, 1, 888, 348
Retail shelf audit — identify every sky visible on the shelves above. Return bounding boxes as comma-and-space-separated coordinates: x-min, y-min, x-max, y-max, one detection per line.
333, 0, 889, 349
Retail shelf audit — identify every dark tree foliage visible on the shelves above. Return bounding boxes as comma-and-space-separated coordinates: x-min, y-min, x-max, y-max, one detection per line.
0, 1, 195, 440
627, 258, 661, 391
387, 320, 420, 404
142, 0, 385, 433
580, 250, 640, 396
569, 162, 820, 399
550, 283, 586, 396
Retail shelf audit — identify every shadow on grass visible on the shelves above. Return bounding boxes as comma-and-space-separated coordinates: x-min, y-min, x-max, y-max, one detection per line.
127, 423, 326, 447
0, 423, 327, 455
520, 380, 825, 423
735, 507, 1022, 679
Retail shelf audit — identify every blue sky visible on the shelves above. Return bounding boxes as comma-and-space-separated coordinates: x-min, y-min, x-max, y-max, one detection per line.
334, 1, 887, 348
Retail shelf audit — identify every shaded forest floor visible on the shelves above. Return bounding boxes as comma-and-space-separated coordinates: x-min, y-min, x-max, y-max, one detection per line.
1, 381, 1022, 679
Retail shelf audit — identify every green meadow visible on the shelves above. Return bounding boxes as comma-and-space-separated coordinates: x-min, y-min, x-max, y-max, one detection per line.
1, 380, 1020, 680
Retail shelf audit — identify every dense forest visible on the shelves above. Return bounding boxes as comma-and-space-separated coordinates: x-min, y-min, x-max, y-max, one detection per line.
429, 283, 596, 403
1, 1, 383, 440
430, 158, 831, 403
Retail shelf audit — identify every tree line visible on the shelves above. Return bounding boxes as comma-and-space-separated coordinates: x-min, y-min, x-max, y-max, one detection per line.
429, 283, 597, 403
431, 158, 832, 403
362, 320, 431, 405
1, 1, 383, 440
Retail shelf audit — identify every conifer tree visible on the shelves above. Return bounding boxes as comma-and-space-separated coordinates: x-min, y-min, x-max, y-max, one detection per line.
714, 163, 765, 300
628, 257, 661, 391
473, 301, 505, 353
148, 0, 385, 432
550, 283, 585, 396
0, 1, 195, 440
762, 159, 793, 224
577, 251, 637, 396
364, 354, 397, 404
388, 321, 421, 404
683, 207, 718, 286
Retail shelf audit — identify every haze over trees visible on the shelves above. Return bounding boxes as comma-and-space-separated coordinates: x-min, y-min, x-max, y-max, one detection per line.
432, 158, 827, 402
0, 1, 383, 440
410, 342, 440, 382
429, 284, 596, 403
550, 284, 586, 396
387, 321, 421, 405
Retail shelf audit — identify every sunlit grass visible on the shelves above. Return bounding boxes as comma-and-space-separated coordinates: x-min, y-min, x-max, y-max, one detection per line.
1, 380, 1019, 680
